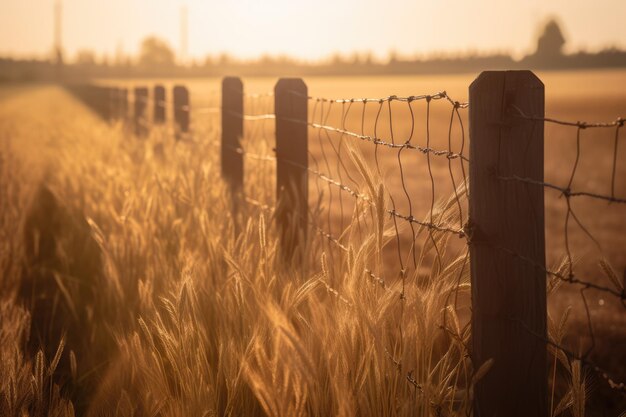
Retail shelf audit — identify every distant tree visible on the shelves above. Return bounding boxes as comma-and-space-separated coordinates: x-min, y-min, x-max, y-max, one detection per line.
217, 53, 233, 66
535, 19, 566, 58
330, 53, 346, 66
75, 49, 96, 66
114, 43, 126, 67
259, 54, 273, 65
388, 50, 399, 65
138, 36, 175, 68
54, 48, 64, 66
203, 55, 215, 67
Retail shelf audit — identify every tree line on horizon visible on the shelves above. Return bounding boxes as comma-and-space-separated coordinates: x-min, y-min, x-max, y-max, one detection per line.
2, 19, 626, 82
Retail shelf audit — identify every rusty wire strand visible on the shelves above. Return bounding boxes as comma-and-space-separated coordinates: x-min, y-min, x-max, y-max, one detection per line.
511, 105, 624, 129
290, 118, 470, 160
133, 83, 626, 395
287, 89, 469, 108
495, 175, 626, 204
510, 316, 626, 392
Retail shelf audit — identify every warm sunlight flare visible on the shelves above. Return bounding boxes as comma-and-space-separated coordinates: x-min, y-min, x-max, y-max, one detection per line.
0, 1, 624, 417
1, 0, 626, 61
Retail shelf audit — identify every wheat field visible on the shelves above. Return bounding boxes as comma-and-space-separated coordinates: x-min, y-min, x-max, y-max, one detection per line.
0, 70, 624, 416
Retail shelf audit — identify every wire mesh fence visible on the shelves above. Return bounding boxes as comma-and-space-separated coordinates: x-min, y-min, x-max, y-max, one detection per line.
66, 72, 626, 415
494, 107, 626, 391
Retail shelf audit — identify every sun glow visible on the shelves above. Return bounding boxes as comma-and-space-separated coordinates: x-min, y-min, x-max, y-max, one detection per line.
237, 0, 296, 23
0, 0, 625, 61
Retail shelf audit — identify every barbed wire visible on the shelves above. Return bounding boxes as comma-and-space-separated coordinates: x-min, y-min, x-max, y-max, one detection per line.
194, 107, 221, 114
472, 239, 626, 300
277, 116, 469, 161
299, 86, 473, 397
287, 89, 469, 108
245, 193, 393, 296
223, 88, 274, 99
496, 174, 626, 205
224, 110, 276, 121
490, 113, 626, 300
489, 107, 626, 394
511, 105, 625, 129
245, 92, 274, 99
511, 316, 626, 392
85, 81, 626, 396
274, 150, 467, 238
223, 144, 276, 163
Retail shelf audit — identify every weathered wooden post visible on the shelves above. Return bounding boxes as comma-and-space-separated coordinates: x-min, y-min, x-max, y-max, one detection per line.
134, 87, 148, 136
105, 87, 115, 121
154, 85, 166, 124
173, 85, 189, 138
221, 77, 244, 194
96, 86, 102, 118
469, 70, 546, 417
101, 87, 108, 119
275, 78, 308, 263
108, 87, 116, 120
120, 88, 129, 121
110, 87, 120, 120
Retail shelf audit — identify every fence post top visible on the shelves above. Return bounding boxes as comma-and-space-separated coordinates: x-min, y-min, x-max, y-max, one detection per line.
222, 76, 242, 84
470, 70, 544, 93
222, 77, 243, 96
275, 78, 307, 92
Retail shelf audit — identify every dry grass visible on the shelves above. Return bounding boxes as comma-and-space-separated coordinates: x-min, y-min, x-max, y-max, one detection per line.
0, 81, 618, 416
0, 85, 474, 416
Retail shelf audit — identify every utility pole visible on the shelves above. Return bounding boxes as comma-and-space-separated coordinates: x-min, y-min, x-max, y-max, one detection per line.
180, 5, 188, 65
53, 0, 63, 65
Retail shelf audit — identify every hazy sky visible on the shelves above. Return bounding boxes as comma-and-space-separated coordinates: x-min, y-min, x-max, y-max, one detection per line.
1, 0, 625, 61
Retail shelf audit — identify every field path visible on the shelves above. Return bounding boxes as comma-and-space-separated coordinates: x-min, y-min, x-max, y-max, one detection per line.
1, 84, 108, 161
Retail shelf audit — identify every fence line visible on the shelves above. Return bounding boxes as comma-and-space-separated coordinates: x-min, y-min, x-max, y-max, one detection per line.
66, 72, 626, 416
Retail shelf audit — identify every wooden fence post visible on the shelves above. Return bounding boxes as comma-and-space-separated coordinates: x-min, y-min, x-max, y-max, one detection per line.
221, 77, 244, 194
469, 70, 546, 417
173, 85, 189, 138
101, 87, 108, 119
105, 87, 114, 121
154, 85, 166, 124
275, 78, 308, 263
111, 87, 120, 120
134, 87, 148, 136
97, 86, 106, 118
120, 88, 128, 121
